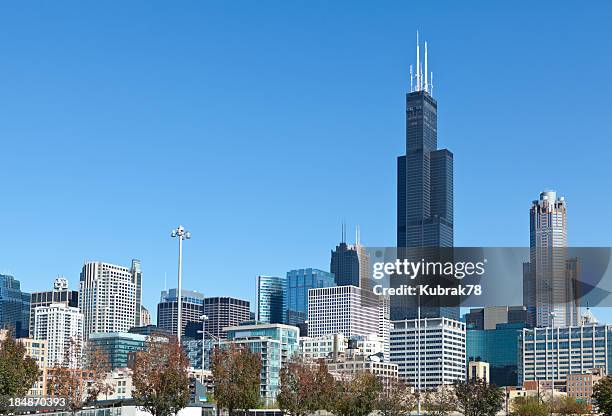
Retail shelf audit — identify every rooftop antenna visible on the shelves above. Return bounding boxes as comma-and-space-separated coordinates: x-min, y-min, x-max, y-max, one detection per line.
424, 41, 428, 93
355, 225, 361, 245
341, 222, 346, 244
430, 72, 434, 97
416, 31, 420, 91
410, 65, 413, 92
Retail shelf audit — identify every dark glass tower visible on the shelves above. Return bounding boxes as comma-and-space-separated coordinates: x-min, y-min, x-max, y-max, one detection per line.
394, 37, 455, 320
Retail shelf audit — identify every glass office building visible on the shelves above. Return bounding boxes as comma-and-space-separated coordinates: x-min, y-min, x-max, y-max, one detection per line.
223, 323, 300, 406
157, 288, 205, 337
256, 275, 286, 324
88, 332, 149, 369
0, 274, 30, 338
286, 268, 334, 326
395, 37, 455, 321
467, 322, 526, 386
519, 324, 612, 388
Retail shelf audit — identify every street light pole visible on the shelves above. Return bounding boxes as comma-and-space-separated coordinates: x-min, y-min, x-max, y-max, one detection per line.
171, 225, 191, 345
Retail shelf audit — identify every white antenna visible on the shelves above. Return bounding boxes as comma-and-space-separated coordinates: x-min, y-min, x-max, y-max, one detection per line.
420, 63, 423, 91
410, 65, 413, 92
416, 31, 420, 91
424, 41, 428, 93
355, 225, 361, 245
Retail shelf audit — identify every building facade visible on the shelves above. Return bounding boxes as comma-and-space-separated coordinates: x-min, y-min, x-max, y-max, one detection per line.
157, 288, 205, 337
286, 268, 335, 327
256, 275, 286, 324
87, 332, 149, 369
33, 303, 84, 368
390, 317, 466, 389
308, 285, 380, 339
202, 296, 250, 339
0, 274, 30, 338
222, 323, 300, 406
519, 324, 611, 388
79, 261, 139, 339
29, 277, 79, 336
523, 191, 578, 328
467, 322, 526, 387
465, 306, 528, 330
330, 227, 371, 291
394, 36, 455, 321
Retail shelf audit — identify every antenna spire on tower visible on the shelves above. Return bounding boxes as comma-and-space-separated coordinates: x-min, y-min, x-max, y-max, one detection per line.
416, 31, 420, 92
424, 41, 428, 93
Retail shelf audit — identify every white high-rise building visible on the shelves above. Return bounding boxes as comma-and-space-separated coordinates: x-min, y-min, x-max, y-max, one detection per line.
308, 285, 389, 360
33, 303, 84, 368
79, 261, 139, 339
523, 191, 578, 328
390, 317, 466, 389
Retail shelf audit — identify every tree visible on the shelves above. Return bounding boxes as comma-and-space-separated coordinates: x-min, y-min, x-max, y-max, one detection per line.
277, 358, 315, 416
594, 376, 612, 416
132, 337, 190, 416
0, 332, 39, 412
510, 396, 548, 416
455, 379, 504, 416
211, 344, 261, 416
328, 372, 382, 416
47, 338, 113, 414
374, 378, 416, 416
423, 387, 456, 416
552, 396, 589, 416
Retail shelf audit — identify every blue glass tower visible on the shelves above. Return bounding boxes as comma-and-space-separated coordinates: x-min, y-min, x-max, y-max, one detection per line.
394, 35, 455, 320
256, 275, 286, 324
0, 274, 30, 338
286, 268, 335, 326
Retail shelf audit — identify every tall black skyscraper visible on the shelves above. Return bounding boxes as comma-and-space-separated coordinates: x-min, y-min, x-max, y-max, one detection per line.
330, 225, 371, 291
394, 34, 455, 320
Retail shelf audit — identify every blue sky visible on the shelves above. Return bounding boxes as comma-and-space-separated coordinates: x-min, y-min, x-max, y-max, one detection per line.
1, 2, 611, 322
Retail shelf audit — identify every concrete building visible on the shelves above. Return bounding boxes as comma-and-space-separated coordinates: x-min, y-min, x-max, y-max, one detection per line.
33, 303, 84, 368
566, 368, 604, 405
468, 360, 490, 384
523, 191, 578, 328
157, 288, 204, 337
519, 322, 611, 390
202, 296, 250, 339
97, 368, 134, 401
327, 354, 398, 383
79, 261, 140, 339
390, 317, 466, 389
29, 277, 78, 336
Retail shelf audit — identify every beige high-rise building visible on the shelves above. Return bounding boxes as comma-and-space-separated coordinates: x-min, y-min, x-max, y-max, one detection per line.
79, 261, 139, 339
523, 191, 578, 328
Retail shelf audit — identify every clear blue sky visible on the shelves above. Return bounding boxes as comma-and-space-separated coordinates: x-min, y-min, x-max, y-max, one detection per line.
1, 2, 611, 322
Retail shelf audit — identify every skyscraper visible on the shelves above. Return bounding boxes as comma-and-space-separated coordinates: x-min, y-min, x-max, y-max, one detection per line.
523, 190, 577, 327
330, 225, 371, 290
33, 303, 84, 368
256, 275, 286, 324
157, 288, 204, 337
286, 268, 335, 327
79, 261, 138, 339
0, 274, 30, 338
394, 33, 454, 320
202, 296, 250, 339
131, 259, 143, 327
29, 277, 79, 336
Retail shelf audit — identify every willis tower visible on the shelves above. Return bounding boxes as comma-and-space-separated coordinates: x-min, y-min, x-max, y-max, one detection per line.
393, 33, 456, 320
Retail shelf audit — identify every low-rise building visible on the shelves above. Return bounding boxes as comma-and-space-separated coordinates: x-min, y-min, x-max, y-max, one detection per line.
566, 368, 605, 405
327, 354, 398, 382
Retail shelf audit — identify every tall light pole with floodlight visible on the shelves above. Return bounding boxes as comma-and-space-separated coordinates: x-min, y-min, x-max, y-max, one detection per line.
171, 225, 191, 345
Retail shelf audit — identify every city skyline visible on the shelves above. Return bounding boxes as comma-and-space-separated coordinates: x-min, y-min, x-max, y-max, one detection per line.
2, 2, 612, 322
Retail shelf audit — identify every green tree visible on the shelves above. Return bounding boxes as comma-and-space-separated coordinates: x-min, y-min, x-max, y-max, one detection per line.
328, 372, 382, 416
374, 378, 416, 416
211, 344, 261, 416
455, 379, 504, 416
594, 376, 612, 416
510, 396, 548, 416
423, 387, 456, 416
132, 337, 190, 416
0, 332, 39, 412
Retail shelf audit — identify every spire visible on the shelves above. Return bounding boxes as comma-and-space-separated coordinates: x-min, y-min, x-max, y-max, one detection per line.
416, 31, 420, 92
411, 30, 433, 94
424, 41, 428, 92
355, 225, 361, 245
